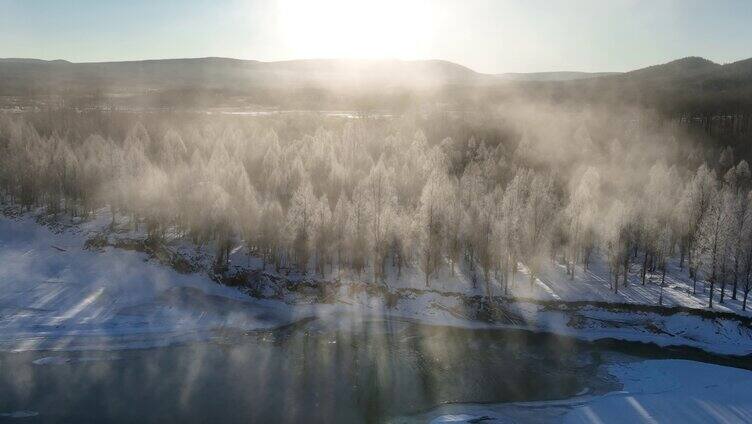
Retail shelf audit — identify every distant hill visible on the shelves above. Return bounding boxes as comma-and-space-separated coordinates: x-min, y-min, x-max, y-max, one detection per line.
507, 56, 752, 116
0, 57, 489, 95
0, 58, 72, 65
0, 57, 620, 94
625, 56, 722, 80
1, 55, 752, 118
496, 71, 618, 81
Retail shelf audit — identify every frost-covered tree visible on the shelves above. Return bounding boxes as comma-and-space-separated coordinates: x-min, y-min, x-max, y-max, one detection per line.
679, 164, 717, 282
497, 176, 524, 293
443, 177, 465, 275
642, 164, 679, 289
696, 185, 730, 308
287, 181, 317, 273
347, 188, 370, 277
332, 194, 350, 276
564, 167, 600, 278
602, 201, 633, 294
522, 172, 557, 286
740, 193, 752, 310
364, 160, 394, 284
0, 109, 746, 300
312, 195, 333, 276
416, 170, 446, 287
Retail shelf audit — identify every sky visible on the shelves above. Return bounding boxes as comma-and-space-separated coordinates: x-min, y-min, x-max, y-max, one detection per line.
2, 0, 751, 73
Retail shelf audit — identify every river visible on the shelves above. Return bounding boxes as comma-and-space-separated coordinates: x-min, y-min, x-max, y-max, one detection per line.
0, 316, 746, 423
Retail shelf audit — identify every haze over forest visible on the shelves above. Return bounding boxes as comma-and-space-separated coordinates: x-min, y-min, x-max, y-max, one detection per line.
3, 53, 752, 301
3, 55, 751, 152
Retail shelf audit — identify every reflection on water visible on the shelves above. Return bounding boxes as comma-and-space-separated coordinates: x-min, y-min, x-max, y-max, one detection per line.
0, 317, 650, 423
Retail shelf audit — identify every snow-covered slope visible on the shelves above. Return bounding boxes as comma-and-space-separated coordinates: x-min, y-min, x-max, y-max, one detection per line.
0, 212, 311, 351
2, 210, 752, 356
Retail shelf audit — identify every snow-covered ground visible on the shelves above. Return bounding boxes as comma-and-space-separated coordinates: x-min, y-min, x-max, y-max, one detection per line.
2, 209, 752, 356
0, 211, 317, 351
503, 301, 752, 356
0, 209, 483, 352
411, 359, 752, 424
373, 250, 752, 317
518, 258, 752, 316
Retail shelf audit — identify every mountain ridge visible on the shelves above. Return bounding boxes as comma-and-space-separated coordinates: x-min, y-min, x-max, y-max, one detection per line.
2, 55, 748, 73
2, 55, 752, 115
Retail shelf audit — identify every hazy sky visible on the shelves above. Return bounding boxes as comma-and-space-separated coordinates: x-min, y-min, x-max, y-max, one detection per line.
2, 0, 751, 73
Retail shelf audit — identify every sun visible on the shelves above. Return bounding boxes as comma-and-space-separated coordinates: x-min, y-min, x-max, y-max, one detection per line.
275, 0, 435, 60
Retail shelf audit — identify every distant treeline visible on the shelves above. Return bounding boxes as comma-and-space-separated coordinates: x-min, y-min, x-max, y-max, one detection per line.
4, 74, 751, 162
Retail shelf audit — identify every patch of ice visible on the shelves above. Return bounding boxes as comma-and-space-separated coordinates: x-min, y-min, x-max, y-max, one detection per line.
32, 354, 121, 365
430, 414, 496, 423
32, 356, 70, 365
0, 411, 39, 418
408, 360, 752, 424
563, 360, 752, 423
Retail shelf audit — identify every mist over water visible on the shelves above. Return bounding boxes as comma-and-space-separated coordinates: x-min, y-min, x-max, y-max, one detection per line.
0, 317, 691, 423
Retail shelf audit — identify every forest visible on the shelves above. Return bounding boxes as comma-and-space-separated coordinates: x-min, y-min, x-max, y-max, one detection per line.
1, 104, 751, 310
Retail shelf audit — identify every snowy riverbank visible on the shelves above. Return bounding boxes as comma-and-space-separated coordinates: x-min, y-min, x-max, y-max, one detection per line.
409, 359, 752, 424
2, 210, 752, 356
0, 210, 311, 351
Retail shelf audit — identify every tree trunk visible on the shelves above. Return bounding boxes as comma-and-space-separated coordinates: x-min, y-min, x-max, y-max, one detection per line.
110, 204, 116, 229
614, 267, 619, 294
650, 254, 656, 273
692, 271, 697, 295
570, 257, 575, 280
583, 249, 590, 271
659, 266, 666, 306
397, 253, 402, 278
485, 273, 493, 301
641, 251, 648, 285
720, 263, 727, 304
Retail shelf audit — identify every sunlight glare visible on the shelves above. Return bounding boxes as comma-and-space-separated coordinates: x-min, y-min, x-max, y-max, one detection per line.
276, 0, 435, 59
